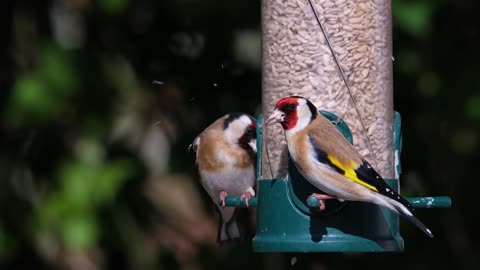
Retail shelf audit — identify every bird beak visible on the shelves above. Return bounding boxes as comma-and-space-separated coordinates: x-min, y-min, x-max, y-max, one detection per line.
248, 139, 257, 153
265, 109, 284, 125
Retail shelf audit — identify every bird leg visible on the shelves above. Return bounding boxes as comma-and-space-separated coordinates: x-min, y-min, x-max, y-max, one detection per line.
240, 191, 253, 207
219, 191, 228, 207
308, 193, 337, 211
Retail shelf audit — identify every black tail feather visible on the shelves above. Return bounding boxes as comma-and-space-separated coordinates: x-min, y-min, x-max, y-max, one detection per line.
394, 204, 434, 238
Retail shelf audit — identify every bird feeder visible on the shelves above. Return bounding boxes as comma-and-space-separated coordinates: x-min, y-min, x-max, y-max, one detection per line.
217, 0, 451, 252
220, 111, 451, 252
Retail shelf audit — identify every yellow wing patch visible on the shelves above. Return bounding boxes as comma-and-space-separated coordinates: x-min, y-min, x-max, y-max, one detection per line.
327, 155, 379, 192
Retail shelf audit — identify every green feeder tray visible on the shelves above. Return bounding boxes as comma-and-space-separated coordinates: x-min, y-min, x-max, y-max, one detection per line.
219, 111, 451, 252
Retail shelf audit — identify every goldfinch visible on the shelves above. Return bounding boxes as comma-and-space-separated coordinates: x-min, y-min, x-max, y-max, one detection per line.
265, 96, 433, 238
192, 113, 257, 243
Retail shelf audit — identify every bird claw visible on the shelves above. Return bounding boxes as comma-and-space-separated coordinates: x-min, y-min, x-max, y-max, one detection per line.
219, 191, 228, 207
307, 193, 337, 211
240, 192, 253, 207
318, 199, 327, 211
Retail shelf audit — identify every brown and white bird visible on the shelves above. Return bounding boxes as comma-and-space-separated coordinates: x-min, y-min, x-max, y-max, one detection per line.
192, 113, 257, 243
265, 96, 433, 237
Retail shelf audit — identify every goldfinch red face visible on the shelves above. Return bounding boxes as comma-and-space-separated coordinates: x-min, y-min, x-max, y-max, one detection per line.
266, 96, 317, 132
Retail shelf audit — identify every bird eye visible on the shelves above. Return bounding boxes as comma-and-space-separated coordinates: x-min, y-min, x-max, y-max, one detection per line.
246, 127, 253, 134
286, 104, 297, 112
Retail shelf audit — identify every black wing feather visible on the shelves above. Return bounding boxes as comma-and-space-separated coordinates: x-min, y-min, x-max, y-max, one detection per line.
355, 158, 414, 212
308, 135, 344, 175
308, 135, 414, 213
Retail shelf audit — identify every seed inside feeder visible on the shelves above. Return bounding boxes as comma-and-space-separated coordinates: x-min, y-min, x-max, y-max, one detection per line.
262, 0, 394, 179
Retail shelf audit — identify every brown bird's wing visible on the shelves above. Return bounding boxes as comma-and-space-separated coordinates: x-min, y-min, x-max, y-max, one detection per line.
307, 116, 414, 211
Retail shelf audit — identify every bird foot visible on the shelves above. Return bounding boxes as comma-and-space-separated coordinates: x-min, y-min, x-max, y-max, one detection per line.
240, 191, 254, 207
308, 193, 337, 211
219, 191, 228, 207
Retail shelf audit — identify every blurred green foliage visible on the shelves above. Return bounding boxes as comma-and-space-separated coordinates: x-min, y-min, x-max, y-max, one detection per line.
98, 0, 129, 15
9, 43, 78, 126
465, 95, 480, 121
393, 0, 436, 36
35, 155, 134, 249
0, 0, 479, 270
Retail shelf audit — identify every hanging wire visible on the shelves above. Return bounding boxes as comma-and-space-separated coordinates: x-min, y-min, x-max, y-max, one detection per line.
263, 119, 275, 179
307, 0, 378, 167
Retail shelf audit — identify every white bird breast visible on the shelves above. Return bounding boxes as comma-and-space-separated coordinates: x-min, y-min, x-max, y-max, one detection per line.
200, 165, 255, 198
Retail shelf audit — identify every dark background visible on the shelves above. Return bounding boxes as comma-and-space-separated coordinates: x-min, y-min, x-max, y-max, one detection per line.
1, 0, 479, 269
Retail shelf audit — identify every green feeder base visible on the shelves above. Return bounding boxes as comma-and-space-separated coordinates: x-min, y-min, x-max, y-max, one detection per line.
253, 178, 402, 252
222, 180, 451, 253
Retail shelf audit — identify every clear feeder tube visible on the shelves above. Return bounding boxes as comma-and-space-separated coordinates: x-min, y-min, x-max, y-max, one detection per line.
261, 0, 394, 179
